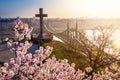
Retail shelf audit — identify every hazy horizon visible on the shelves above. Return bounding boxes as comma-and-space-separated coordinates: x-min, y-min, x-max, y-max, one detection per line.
1, 0, 120, 18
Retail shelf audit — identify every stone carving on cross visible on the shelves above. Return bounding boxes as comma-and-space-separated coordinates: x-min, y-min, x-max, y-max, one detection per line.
35, 8, 48, 38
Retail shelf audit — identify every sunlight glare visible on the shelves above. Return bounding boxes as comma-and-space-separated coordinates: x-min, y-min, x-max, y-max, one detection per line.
59, 0, 120, 18
85, 0, 120, 18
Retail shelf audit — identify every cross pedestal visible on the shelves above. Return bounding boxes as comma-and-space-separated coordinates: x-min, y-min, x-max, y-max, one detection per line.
35, 8, 48, 39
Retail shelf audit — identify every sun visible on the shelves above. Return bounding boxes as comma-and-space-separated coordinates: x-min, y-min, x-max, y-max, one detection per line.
85, 0, 120, 18
66, 0, 120, 18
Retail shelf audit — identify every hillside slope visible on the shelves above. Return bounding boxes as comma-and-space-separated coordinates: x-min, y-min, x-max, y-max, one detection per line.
44, 40, 88, 70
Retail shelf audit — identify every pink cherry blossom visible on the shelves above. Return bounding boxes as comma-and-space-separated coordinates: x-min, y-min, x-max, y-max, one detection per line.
1, 17, 120, 80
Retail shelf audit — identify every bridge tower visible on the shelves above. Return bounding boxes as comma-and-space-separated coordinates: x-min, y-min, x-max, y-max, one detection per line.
67, 20, 70, 41
75, 19, 78, 38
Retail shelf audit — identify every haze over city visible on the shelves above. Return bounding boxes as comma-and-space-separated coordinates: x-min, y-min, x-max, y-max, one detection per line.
0, 0, 120, 18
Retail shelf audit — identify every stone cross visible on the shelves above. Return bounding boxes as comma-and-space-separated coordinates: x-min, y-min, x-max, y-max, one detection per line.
35, 8, 48, 38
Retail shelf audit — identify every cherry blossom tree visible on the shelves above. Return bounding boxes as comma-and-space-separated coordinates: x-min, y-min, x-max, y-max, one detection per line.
0, 18, 119, 80
9, 17, 33, 42
1, 42, 120, 80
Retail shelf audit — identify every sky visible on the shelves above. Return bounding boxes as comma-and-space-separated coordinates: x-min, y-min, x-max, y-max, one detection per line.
0, 0, 120, 18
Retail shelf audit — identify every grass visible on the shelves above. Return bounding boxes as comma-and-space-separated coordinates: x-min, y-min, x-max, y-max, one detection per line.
44, 40, 89, 70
